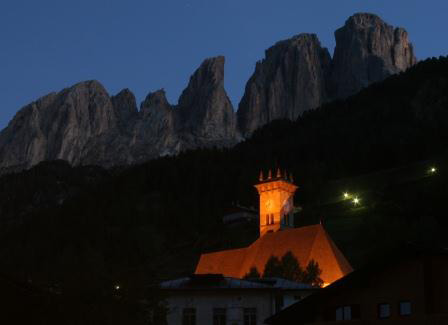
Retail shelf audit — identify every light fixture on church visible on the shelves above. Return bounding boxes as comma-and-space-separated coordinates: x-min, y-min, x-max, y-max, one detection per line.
352, 197, 360, 206
429, 167, 437, 174
114, 285, 120, 290
343, 192, 350, 199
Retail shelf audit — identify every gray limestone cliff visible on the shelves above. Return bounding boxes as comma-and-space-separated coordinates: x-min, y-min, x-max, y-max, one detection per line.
131, 89, 178, 158
111, 88, 138, 130
0, 81, 119, 169
0, 57, 238, 170
0, 13, 417, 171
237, 34, 331, 136
331, 13, 417, 99
176, 56, 239, 146
237, 13, 417, 136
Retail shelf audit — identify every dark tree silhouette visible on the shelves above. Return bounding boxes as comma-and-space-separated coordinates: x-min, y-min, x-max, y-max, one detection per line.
243, 266, 261, 279
262, 256, 283, 278
280, 251, 304, 282
302, 259, 323, 287
259, 252, 323, 287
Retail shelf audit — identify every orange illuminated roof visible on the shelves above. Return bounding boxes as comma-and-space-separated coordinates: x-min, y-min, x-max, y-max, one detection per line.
195, 224, 353, 285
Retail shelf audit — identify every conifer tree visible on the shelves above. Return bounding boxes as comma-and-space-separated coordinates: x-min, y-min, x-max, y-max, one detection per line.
302, 259, 323, 287
262, 256, 283, 278
280, 251, 303, 282
243, 266, 261, 279
261, 253, 323, 287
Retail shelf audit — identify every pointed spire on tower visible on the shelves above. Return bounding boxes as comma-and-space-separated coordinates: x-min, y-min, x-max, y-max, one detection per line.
268, 169, 272, 179
320, 217, 325, 228
259, 170, 264, 182
276, 168, 281, 178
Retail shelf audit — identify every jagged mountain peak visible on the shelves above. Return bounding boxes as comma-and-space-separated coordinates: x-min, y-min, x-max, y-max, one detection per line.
237, 32, 331, 136
0, 79, 118, 169
237, 12, 417, 136
263, 33, 326, 62
114, 88, 134, 98
331, 12, 417, 99
275, 33, 320, 45
111, 88, 138, 127
64, 79, 109, 95
141, 89, 171, 115
345, 12, 386, 26
181, 56, 226, 93
176, 56, 238, 142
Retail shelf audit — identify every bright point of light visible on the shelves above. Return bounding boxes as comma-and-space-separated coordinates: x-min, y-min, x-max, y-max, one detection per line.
343, 192, 349, 199
353, 197, 360, 205
115, 285, 120, 290
430, 167, 437, 173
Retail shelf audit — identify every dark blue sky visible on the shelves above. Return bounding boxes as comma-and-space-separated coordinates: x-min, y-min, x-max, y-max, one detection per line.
1, 0, 447, 129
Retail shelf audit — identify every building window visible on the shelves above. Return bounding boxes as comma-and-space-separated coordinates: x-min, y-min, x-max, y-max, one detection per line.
378, 303, 391, 318
275, 294, 284, 313
213, 308, 226, 325
335, 306, 352, 321
244, 308, 257, 325
183, 308, 196, 325
336, 307, 343, 320
267, 214, 275, 225
344, 306, 352, 320
399, 301, 412, 316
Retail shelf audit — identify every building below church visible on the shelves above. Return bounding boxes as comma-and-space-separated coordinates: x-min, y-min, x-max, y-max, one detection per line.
160, 274, 317, 325
195, 169, 353, 286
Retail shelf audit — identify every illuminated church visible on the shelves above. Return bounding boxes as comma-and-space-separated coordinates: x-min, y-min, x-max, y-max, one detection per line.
195, 169, 353, 286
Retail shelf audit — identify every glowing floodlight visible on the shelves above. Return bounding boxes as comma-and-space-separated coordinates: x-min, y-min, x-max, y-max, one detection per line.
352, 197, 360, 205
430, 167, 437, 174
114, 285, 120, 290
343, 192, 349, 199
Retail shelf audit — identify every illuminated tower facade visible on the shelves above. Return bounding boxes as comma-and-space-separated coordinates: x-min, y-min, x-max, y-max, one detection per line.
255, 169, 298, 237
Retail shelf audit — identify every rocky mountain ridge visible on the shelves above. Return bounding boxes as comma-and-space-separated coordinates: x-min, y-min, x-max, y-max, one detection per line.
237, 13, 417, 135
0, 13, 416, 171
0, 57, 240, 170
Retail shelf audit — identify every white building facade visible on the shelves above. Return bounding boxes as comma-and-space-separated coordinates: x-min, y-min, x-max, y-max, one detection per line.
160, 275, 317, 325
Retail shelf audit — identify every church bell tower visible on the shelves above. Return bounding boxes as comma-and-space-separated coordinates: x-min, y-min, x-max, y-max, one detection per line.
255, 168, 298, 237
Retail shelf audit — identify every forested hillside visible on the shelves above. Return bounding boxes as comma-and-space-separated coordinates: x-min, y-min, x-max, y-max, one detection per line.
0, 56, 447, 323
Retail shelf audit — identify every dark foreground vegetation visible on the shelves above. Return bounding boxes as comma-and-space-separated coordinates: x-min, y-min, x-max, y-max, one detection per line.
0, 56, 448, 323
